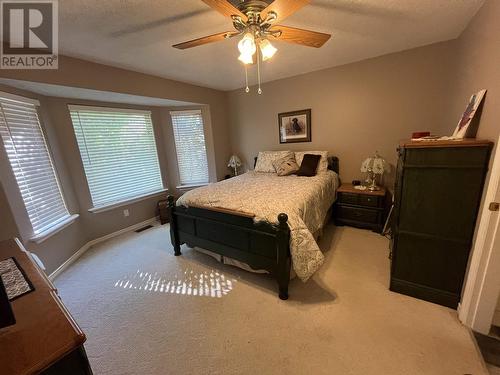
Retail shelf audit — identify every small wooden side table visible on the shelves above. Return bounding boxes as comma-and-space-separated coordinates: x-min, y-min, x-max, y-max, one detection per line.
334, 184, 388, 233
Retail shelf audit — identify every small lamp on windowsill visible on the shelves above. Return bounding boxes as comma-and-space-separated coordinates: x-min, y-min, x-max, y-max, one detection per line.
361, 152, 389, 191
227, 155, 242, 176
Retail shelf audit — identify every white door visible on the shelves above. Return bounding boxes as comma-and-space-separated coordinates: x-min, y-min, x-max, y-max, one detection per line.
459, 137, 500, 334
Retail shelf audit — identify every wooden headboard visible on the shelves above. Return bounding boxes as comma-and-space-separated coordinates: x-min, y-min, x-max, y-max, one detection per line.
328, 156, 340, 174
253, 155, 340, 174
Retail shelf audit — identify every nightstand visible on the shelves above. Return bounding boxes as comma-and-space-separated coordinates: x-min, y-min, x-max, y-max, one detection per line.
334, 184, 388, 233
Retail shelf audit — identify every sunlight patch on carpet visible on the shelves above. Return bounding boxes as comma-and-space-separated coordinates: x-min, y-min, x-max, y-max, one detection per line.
114, 268, 236, 298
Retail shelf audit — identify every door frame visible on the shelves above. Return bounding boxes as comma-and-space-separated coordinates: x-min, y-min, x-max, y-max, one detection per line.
459, 136, 500, 334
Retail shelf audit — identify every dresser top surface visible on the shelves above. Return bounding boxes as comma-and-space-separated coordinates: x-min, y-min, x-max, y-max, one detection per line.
0, 239, 85, 374
338, 184, 386, 196
400, 138, 493, 148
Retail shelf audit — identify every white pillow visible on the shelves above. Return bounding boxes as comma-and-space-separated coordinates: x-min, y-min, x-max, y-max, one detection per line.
295, 151, 329, 173
255, 151, 293, 173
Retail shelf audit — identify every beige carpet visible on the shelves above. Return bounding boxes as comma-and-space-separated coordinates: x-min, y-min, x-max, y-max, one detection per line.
55, 223, 488, 375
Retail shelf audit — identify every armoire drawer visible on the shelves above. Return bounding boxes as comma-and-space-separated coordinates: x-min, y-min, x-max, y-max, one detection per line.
404, 147, 490, 167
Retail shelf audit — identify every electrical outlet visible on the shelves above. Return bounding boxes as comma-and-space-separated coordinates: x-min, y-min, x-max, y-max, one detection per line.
123, 209, 129, 217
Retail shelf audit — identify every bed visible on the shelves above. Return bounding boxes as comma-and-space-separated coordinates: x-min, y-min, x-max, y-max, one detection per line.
167, 155, 339, 300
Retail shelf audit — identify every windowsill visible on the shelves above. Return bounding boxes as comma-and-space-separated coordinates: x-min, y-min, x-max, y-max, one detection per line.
30, 214, 80, 244
88, 189, 168, 214
176, 183, 209, 191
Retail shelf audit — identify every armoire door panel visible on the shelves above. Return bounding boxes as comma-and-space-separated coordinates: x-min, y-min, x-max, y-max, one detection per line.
398, 168, 484, 239
393, 232, 470, 294
391, 140, 492, 308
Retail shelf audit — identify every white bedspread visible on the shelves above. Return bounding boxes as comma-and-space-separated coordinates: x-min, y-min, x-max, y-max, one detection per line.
176, 171, 339, 281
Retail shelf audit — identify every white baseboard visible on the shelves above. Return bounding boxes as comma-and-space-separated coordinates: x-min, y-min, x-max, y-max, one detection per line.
49, 217, 159, 281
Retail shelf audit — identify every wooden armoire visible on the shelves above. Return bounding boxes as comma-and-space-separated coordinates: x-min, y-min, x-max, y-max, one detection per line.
390, 139, 493, 308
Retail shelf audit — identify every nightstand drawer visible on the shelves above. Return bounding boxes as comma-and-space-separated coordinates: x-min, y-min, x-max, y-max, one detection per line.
338, 192, 358, 205
334, 184, 388, 233
336, 206, 379, 224
358, 195, 379, 207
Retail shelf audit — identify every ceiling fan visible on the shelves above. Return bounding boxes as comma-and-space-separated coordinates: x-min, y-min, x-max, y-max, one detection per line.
173, 0, 331, 93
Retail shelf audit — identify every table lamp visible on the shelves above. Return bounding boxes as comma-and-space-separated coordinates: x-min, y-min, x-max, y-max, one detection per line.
227, 155, 242, 176
361, 152, 389, 191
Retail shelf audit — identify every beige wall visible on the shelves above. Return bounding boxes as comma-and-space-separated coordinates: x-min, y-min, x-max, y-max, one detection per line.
2, 1, 499, 275
227, 41, 460, 186
450, 0, 500, 143
0, 184, 19, 240
0, 84, 89, 272
447, 0, 500, 314
0, 90, 215, 272
0, 60, 229, 273
447, 0, 500, 247
0, 55, 232, 180
41, 98, 171, 242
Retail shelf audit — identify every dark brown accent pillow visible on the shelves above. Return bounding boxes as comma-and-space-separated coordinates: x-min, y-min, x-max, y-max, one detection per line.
297, 154, 321, 177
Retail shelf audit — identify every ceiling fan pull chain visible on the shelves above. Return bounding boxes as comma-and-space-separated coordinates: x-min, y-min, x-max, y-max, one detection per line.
257, 47, 262, 95
244, 65, 250, 93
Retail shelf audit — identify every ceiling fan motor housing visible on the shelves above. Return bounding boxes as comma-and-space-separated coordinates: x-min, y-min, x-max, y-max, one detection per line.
236, 0, 271, 15
232, 1, 278, 39
173, 1, 331, 51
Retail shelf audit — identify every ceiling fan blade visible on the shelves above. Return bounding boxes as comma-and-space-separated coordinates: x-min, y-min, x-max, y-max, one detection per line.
201, 0, 247, 20
260, 0, 311, 24
173, 31, 238, 49
269, 25, 331, 48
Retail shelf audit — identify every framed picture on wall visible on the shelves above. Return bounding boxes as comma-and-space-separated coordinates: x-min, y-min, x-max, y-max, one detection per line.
278, 109, 311, 144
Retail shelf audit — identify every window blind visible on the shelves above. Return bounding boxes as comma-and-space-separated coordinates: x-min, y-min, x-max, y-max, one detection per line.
170, 110, 209, 186
69, 105, 164, 208
0, 93, 70, 235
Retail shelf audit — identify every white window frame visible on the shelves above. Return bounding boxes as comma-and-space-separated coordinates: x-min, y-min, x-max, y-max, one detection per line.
68, 105, 166, 212
0, 91, 77, 243
170, 109, 210, 188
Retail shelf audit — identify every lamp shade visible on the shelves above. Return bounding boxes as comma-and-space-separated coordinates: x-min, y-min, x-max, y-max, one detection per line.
360, 152, 389, 175
238, 33, 256, 56
259, 39, 277, 61
238, 53, 253, 65
228, 155, 242, 169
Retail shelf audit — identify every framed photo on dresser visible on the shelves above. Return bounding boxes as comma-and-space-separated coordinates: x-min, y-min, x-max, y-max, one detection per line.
452, 89, 487, 139
278, 109, 311, 144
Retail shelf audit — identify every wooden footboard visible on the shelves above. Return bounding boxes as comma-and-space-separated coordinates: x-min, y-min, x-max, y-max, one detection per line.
166, 195, 291, 300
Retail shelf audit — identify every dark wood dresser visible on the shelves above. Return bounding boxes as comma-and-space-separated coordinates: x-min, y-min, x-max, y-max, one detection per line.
390, 139, 493, 309
0, 239, 92, 374
334, 184, 388, 233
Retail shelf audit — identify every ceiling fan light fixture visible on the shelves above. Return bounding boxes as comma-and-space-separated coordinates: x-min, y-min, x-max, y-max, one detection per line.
238, 32, 256, 56
259, 39, 277, 61
238, 53, 254, 65
171, 0, 332, 94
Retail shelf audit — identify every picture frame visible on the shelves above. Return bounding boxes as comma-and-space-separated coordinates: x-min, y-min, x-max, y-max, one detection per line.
452, 89, 487, 139
278, 109, 311, 144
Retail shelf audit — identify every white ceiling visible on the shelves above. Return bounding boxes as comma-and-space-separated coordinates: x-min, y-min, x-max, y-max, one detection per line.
0, 79, 198, 106
58, 0, 485, 91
